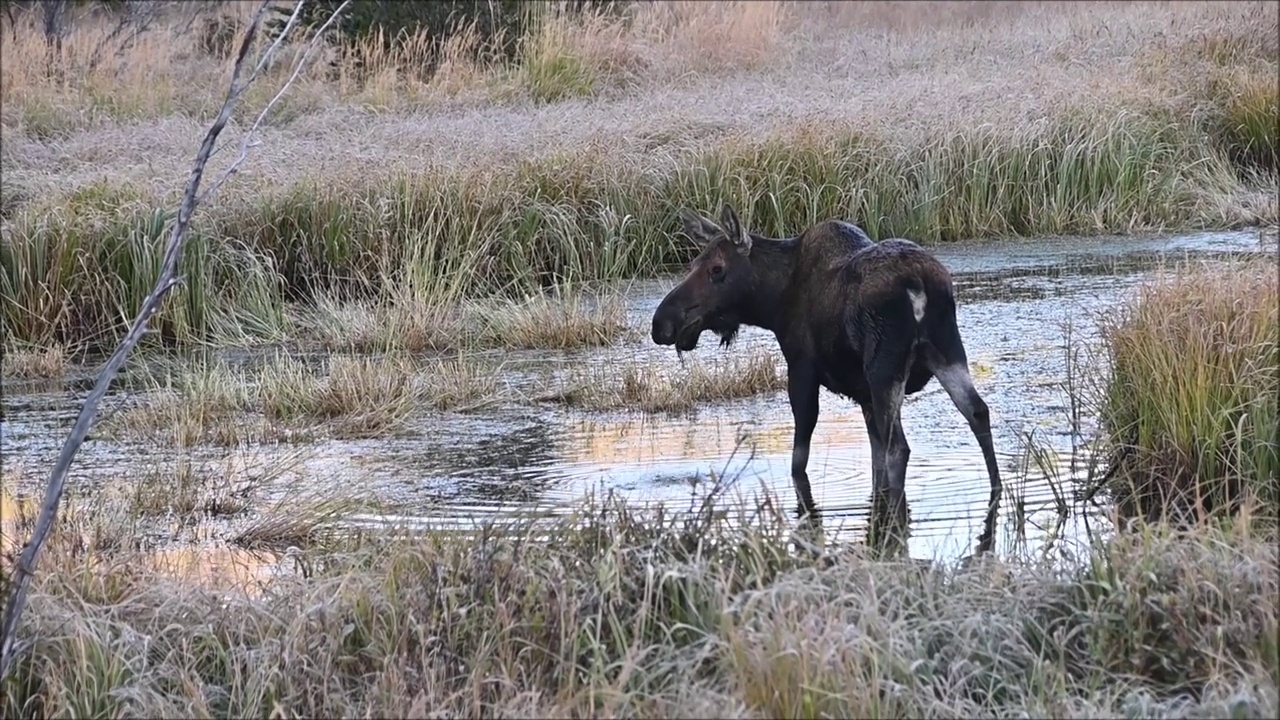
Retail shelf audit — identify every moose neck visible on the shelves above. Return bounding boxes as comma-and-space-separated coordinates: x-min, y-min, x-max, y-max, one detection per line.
741, 233, 800, 333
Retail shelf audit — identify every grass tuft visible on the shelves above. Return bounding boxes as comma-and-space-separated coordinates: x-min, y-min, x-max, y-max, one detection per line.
258, 354, 425, 439
1, 486, 1276, 718
1097, 259, 1279, 523
468, 291, 634, 350
99, 352, 507, 446
549, 347, 786, 412
2, 343, 69, 381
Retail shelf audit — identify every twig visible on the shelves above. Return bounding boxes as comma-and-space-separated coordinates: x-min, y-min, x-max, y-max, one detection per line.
0, 0, 341, 683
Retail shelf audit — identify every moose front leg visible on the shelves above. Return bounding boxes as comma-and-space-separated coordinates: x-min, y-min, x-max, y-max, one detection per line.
859, 404, 884, 492
787, 363, 820, 519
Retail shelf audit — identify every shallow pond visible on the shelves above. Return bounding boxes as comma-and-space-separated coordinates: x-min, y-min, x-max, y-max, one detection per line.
2, 228, 1273, 570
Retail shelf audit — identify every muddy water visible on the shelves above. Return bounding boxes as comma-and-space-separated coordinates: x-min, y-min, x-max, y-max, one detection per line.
1, 229, 1273, 569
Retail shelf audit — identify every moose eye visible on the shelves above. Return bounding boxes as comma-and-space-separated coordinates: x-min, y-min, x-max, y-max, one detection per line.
709, 265, 726, 283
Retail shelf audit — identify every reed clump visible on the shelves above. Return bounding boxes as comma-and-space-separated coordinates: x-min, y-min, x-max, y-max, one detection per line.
4, 110, 1258, 351
99, 352, 507, 446
293, 290, 634, 353
3, 2, 1277, 353
1, 343, 69, 381
0, 488, 1275, 719
1097, 259, 1279, 523
551, 346, 786, 412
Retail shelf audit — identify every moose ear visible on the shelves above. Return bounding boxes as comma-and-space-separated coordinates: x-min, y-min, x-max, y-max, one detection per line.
718, 203, 752, 255
679, 209, 721, 246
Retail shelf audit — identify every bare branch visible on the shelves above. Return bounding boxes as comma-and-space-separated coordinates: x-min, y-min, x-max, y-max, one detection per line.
253, 0, 308, 79
204, 0, 310, 166
87, 1, 162, 72
0, 0, 343, 683
200, 0, 353, 205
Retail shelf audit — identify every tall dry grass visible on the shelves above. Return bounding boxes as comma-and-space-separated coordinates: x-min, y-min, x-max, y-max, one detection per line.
1096, 258, 1280, 523
1, 1, 1277, 351
0, 482, 1275, 719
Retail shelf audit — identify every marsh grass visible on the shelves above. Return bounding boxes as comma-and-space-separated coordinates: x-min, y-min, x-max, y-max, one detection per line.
258, 354, 426, 439
1, 483, 1276, 719
230, 489, 364, 552
295, 288, 634, 353
97, 359, 267, 447
0, 182, 282, 349
127, 447, 315, 525
1096, 259, 1279, 523
467, 291, 635, 350
3, 2, 1276, 350
129, 458, 246, 519
1, 342, 69, 381
6, 108, 1267, 350
99, 351, 507, 446
1210, 65, 1280, 174
549, 347, 785, 413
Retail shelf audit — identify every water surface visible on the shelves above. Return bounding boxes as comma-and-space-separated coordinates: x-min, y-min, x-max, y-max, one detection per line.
1, 228, 1272, 566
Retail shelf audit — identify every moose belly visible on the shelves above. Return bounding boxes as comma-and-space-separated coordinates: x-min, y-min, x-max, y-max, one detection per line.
817, 368, 870, 404
816, 360, 934, 403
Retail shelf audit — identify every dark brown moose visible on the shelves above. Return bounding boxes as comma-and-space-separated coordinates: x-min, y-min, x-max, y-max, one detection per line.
651, 204, 1002, 553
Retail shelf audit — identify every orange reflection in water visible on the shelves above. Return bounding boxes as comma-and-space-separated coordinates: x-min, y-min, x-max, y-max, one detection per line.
2, 487, 285, 595
555, 400, 873, 467
142, 546, 285, 594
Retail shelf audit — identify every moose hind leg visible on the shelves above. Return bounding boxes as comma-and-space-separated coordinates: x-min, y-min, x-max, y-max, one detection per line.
865, 369, 912, 554
931, 360, 1002, 554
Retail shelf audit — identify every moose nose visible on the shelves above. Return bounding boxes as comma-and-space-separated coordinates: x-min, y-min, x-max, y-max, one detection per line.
652, 316, 676, 345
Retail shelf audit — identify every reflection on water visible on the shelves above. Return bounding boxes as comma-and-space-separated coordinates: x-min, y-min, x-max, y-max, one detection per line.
142, 546, 287, 593
1, 228, 1270, 564
0, 487, 288, 593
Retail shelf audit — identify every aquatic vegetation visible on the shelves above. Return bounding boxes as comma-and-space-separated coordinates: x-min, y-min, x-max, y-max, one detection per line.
0, 343, 69, 381
466, 291, 635, 350
548, 346, 786, 413
98, 352, 508, 446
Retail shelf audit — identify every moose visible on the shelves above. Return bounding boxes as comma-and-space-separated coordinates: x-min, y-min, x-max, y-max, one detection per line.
651, 204, 1002, 553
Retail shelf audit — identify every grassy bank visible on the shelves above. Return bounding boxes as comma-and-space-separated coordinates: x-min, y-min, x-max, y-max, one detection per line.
2, 1, 1277, 351
1097, 259, 1279, 523
0, 484, 1276, 718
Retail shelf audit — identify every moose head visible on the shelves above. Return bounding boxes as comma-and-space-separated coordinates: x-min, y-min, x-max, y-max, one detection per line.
650, 203, 757, 353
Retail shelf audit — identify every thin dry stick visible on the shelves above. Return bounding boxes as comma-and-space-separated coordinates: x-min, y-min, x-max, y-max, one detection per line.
0, 0, 348, 681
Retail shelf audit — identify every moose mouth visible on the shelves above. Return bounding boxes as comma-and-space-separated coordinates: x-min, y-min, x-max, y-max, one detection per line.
675, 323, 702, 352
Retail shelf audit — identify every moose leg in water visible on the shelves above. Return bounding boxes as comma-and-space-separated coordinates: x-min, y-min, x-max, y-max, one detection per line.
859, 405, 884, 491
786, 360, 820, 519
929, 360, 1002, 554
867, 373, 912, 553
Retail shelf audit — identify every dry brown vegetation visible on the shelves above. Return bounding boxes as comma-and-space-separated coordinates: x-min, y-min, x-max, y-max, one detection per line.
0, 344, 69, 381
546, 346, 786, 412
291, 290, 634, 353
97, 352, 508, 446
3, 1, 1273, 194
0, 479, 1276, 719
2, 0, 1277, 350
